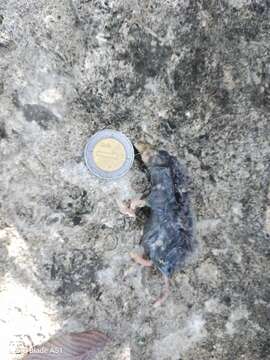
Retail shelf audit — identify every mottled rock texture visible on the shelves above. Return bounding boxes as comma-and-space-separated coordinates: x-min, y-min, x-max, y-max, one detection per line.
0, 0, 270, 359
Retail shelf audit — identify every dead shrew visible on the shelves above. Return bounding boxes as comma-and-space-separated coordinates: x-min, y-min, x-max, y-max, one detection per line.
118, 144, 195, 306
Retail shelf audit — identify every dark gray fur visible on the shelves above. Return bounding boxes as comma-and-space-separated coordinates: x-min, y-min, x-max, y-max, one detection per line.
142, 150, 195, 278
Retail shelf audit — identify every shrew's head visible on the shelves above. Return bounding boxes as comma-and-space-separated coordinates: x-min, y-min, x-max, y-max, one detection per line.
135, 142, 156, 165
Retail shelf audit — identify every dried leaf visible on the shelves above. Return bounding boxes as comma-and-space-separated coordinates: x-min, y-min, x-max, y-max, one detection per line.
23, 330, 110, 360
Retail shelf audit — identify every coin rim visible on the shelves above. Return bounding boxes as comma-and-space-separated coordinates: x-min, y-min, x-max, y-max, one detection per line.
84, 129, 134, 179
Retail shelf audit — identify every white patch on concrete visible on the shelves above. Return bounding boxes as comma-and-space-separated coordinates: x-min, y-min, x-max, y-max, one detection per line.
157, 109, 169, 119
96, 255, 131, 288
1, 226, 39, 283
96, 267, 116, 287
117, 345, 131, 360
198, 10, 211, 29
96, 32, 109, 45
223, 65, 236, 91
264, 207, 270, 234
0, 274, 60, 360
231, 202, 243, 224
232, 250, 242, 264
185, 110, 192, 118
197, 218, 221, 235
0, 226, 60, 358
205, 298, 223, 313
144, 78, 160, 94
225, 306, 250, 335
59, 160, 136, 203
153, 313, 206, 359
39, 88, 63, 104
226, 0, 250, 9
196, 260, 220, 286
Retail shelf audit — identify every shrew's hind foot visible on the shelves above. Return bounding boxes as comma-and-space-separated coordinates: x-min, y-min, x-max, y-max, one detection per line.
123, 253, 152, 281
153, 275, 170, 307
130, 198, 147, 211
129, 252, 153, 267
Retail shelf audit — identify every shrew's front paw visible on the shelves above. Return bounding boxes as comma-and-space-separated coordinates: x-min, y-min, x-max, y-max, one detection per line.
117, 199, 136, 218
129, 252, 153, 267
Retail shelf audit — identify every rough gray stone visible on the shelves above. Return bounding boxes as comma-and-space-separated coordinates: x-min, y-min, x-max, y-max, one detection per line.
0, 0, 270, 359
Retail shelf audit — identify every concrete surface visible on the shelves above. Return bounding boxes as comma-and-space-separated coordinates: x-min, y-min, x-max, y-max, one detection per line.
0, 0, 270, 359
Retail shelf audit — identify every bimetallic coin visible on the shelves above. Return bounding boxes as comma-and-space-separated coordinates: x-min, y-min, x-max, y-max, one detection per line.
84, 130, 134, 179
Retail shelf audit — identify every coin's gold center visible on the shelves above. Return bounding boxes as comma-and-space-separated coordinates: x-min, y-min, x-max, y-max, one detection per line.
93, 138, 126, 172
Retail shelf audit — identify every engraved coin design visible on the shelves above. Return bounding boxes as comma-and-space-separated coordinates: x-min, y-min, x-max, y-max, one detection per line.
84, 130, 134, 179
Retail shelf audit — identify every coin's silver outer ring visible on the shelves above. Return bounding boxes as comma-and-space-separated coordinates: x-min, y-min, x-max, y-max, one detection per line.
84, 129, 135, 180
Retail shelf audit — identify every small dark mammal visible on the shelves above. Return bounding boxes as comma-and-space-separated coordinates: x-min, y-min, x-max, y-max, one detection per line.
119, 143, 195, 306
